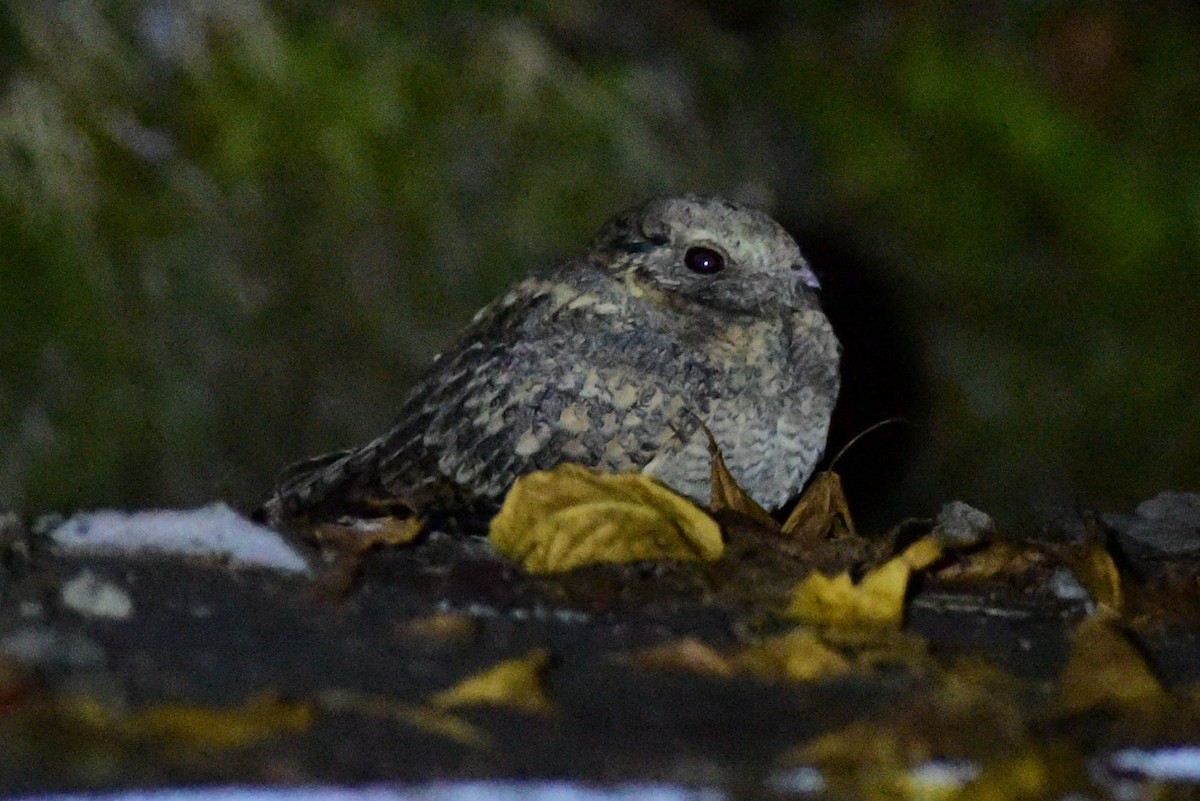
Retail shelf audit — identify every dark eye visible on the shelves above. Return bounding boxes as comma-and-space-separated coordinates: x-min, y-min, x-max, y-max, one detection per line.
684, 246, 725, 275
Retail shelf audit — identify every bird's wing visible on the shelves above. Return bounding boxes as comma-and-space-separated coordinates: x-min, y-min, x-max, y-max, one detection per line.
264, 277, 555, 521
266, 270, 712, 522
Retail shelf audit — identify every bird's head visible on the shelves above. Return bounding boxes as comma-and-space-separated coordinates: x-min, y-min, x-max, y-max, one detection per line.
589, 195, 820, 314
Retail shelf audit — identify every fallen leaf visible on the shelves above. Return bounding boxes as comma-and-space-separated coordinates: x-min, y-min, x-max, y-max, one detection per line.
429, 648, 555, 715
1058, 611, 1165, 715
703, 425, 776, 529
315, 515, 424, 552
1068, 539, 1123, 614
317, 688, 490, 749
394, 703, 492, 748
788, 719, 929, 796
842, 629, 936, 670
954, 745, 1092, 801
312, 515, 425, 599
934, 541, 1049, 583
786, 659, 1043, 800
785, 537, 942, 629
734, 628, 852, 682
627, 631, 859, 684
65, 693, 312, 751
1123, 564, 1200, 626
625, 638, 737, 678
489, 464, 723, 573
394, 613, 479, 649
781, 470, 856, 543
899, 536, 944, 571
951, 750, 1054, 801
134, 693, 311, 749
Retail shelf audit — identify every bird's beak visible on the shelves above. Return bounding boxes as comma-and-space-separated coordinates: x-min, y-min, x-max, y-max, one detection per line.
793, 258, 821, 291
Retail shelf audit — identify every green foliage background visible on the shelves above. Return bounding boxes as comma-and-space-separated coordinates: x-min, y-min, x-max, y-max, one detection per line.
1, 1, 1197, 525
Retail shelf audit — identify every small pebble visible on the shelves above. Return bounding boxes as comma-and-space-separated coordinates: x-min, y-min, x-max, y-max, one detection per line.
932, 501, 996, 547
60, 570, 135, 620
1102, 491, 1200, 557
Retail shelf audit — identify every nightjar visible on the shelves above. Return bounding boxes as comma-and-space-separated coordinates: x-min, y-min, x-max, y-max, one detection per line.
264, 195, 841, 524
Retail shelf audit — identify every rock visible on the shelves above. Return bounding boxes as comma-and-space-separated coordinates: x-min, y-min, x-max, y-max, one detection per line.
932, 501, 996, 548
1102, 491, 1200, 558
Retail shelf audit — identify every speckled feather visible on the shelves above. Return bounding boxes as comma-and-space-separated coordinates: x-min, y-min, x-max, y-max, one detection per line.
265, 195, 840, 522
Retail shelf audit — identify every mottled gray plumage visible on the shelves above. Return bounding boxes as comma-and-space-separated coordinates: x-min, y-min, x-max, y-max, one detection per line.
264, 195, 840, 523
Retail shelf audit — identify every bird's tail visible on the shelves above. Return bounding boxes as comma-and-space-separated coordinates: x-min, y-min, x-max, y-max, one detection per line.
258, 447, 362, 525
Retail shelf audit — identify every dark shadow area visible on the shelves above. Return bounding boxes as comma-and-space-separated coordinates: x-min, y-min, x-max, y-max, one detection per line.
802, 227, 927, 532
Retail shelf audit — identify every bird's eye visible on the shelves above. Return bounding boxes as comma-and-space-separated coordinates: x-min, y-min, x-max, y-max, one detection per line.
684, 246, 725, 275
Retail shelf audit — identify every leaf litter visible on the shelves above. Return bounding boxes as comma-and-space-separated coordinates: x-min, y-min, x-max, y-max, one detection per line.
13, 430, 1199, 798
459, 434, 1200, 797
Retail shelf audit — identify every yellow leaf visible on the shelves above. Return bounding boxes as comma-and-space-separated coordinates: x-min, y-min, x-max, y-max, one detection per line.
788, 720, 923, 798
1058, 611, 1165, 715
787, 569, 896, 628
781, 470, 856, 542
394, 704, 492, 748
735, 628, 852, 682
109, 693, 310, 750
953, 747, 1086, 801
318, 688, 490, 749
900, 536, 944, 571
703, 425, 776, 528
1069, 539, 1123, 614
133, 694, 311, 749
786, 537, 941, 628
627, 631, 854, 684
429, 648, 555, 716
489, 464, 723, 573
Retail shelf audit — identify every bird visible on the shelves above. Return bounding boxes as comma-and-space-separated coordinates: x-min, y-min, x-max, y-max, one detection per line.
263, 194, 841, 525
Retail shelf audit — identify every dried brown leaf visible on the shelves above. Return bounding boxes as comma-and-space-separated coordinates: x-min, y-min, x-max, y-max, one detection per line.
952, 749, 1067, 801
624, 638, 738, 678
702, 425, 776, 529
311, 515, 425, 599
781, 470, 857, 543
314, 515, 424, 552
934, 541, 1049, 584
394, 613, 479, 650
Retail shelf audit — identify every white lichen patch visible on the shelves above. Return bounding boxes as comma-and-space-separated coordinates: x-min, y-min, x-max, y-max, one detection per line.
49, 503, 310, 574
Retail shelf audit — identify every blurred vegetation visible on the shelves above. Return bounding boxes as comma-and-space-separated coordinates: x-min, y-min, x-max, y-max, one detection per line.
1, 0, 1197, 527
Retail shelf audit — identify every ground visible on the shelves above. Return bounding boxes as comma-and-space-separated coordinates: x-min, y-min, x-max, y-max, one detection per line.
0, 497, 1198, 800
